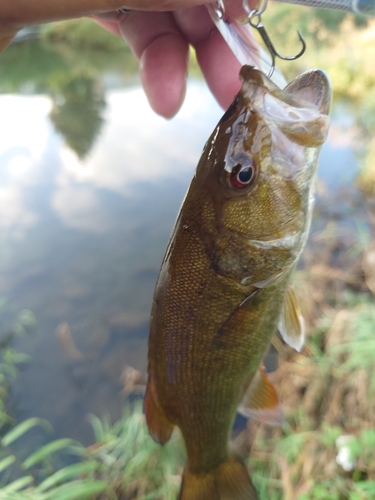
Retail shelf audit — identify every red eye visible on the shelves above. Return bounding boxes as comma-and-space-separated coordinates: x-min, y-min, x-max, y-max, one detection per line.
229, 163, 255, 190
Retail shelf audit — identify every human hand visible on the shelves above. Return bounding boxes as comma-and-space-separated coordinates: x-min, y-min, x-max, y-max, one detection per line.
93, 2, 259, 117
0, 0, 258, 117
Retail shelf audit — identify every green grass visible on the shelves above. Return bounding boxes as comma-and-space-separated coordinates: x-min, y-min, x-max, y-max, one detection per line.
1, 7, 375, 497
0, 405, 184, 500
2, 297, 375, 498
41, 19, 129, 53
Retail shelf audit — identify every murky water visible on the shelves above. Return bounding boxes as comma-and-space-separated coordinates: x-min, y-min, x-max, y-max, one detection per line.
0, 40, 363, 444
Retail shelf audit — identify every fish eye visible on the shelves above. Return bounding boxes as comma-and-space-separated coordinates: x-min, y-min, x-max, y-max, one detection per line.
229, 162, 256, 190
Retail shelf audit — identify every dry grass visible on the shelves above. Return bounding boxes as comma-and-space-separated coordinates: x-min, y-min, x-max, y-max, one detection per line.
232, 193, 375, 499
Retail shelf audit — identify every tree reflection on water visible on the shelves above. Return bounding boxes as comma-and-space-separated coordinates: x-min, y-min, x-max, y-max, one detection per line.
49, 73, 106, 159
0, 39, 138, 159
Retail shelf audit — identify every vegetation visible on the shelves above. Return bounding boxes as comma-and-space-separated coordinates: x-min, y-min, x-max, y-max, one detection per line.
0, 404, 184, 500
1, 3, 375, 499
248, 297, 375, 499
41, 19, 128, 53
0, 303, 184, 499
1, 280, 375, 498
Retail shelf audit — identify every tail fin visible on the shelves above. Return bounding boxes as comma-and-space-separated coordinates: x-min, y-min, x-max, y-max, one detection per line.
178, 455, 257, 500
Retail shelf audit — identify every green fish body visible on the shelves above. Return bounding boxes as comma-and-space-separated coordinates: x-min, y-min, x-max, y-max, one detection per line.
145, 66, 331, 500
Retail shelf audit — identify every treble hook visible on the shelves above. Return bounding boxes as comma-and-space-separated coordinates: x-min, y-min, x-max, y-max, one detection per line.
243, 0, 306, 78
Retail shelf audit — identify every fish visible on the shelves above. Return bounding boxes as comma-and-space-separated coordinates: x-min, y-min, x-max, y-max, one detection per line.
145, 65, 331, 500
206, 2, 287, 89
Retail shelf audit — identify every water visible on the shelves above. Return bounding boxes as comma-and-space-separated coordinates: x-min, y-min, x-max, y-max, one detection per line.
0, 40, 362, 444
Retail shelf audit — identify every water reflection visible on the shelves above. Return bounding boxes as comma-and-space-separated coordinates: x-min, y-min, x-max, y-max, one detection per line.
50, 74, 106, 158
0, 77, 225, 442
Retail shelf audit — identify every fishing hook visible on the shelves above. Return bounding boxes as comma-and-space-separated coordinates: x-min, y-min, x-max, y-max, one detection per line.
242, 0, 306, 77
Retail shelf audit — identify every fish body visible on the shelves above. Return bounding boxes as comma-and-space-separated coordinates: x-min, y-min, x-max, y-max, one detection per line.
145, 66, 331, 499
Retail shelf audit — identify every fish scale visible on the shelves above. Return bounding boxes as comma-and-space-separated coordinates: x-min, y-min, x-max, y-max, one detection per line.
145, 66, 331, 499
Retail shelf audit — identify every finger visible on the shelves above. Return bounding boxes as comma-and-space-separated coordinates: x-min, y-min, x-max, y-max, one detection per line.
196, 30, 243, 110
174, 6, 243, 110
91, 17, 122, 37
223, 0, 259, 20
0, 24, 18, 51
139, 32, 189, 118
118, 12, 189, 118
0, 0, 213, 27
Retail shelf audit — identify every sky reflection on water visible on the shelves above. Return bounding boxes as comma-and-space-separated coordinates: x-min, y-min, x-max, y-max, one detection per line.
0, 77, 359, 443
0, 80, 222, 442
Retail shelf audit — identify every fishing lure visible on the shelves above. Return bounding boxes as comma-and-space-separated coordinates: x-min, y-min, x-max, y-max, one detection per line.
207, 0, 306, 84
272, 0, 375, 17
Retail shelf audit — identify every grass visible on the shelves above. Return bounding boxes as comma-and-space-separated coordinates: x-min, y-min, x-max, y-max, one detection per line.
0, 301, 184, 498
1, 5, 375, 498
239, 210, 375, 499
0, 403, 184, 500
1, 219, 375, 500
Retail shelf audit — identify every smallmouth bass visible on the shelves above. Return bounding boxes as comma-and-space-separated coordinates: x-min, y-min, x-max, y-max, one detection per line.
145, 66, 331, 500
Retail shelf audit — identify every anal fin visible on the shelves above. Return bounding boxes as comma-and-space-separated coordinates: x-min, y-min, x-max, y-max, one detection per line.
278, 284, 305, 352
144, 371, 174, 445
238, 368, 283, 426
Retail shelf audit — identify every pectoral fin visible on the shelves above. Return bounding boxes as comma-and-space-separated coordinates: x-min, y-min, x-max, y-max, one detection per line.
238, 368, 283, 426
213, 289, 261, 349
144, 371, 174, 445
278, 285, 305, 352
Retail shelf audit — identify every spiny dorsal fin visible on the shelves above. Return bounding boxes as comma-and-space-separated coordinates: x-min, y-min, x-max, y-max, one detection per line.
278, 285, 305, 352
238, 368, 283, 426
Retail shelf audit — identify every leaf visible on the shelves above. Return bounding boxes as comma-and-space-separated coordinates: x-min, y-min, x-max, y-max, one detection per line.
39, 479, 108, 500
86, 414, 104, 443
0, 455, 16, 473
1, 418, 53, 446
10, 353, 32, 365
319, 423, 342, 447
59, 444, 87, 458
0, 493, 33, 500
16, 310, 37, 328
1, 476, 34, 492
346, 436, 362, 461
0, 363, 17, 379
22, 438, 77, 469
354, 480, 375, 494
35, 461, 101, 492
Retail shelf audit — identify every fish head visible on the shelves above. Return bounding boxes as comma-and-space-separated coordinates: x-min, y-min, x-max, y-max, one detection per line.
193, 66, 331, 287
